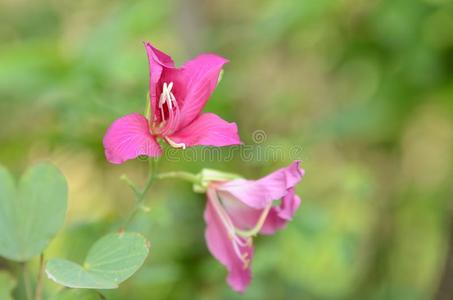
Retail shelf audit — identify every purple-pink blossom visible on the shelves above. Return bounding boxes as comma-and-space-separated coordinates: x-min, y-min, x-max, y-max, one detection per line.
203, 161, 304, 292
103, 42, 241, 164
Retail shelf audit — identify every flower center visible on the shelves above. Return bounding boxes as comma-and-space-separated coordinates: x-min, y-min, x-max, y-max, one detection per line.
151, 82, 185, 148
158, 82, 176, 121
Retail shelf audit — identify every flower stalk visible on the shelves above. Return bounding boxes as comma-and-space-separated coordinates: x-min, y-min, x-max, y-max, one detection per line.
120, 159, 159, 230
34, 254, 45, 300
120, 161, 203, 229
157, 171, 199, 184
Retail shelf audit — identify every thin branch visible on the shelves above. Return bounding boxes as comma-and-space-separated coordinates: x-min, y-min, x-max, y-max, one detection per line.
96, 291, 107, 300
435, 197, 453, 300
156, 171, 199, 183
120, 159, 158, 230
34, 254, 45, 300
22, 262, 32, 300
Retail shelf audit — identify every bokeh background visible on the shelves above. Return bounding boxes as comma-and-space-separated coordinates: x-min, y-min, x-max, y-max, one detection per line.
1, 0, 453, 299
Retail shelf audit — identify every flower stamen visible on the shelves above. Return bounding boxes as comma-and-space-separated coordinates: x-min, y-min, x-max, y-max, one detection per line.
154, 81, 181, 137
165, 137, 186, 149
234, 203, 273, 237
208, 189, 251, 269
158, 82, 176, 120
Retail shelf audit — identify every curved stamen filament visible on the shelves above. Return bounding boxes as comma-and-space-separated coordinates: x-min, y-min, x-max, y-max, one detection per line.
165, 137, 186, 149
208, 189, 250, 268
234, 203, 273, 237
233, 234, 251, 247
158, 82, 177, 121
208, 189, 236, 236
155, 81, 182, 138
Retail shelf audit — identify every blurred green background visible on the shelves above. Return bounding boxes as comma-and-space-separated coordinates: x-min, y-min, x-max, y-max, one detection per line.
1, 0, 453, 299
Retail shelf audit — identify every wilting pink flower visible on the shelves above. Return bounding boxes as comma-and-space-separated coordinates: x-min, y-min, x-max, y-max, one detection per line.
203, 161, 304, 292
103, 42, 241, 164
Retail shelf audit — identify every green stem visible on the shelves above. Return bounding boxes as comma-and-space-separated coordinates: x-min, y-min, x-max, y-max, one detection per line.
34, 254, 45, 300
119, 161, 200, 230
156, 171, 199, 184
120, 174, 140, 197
96, 291, 107, 300
120, 159, 158, 230
22, 263, 32, 300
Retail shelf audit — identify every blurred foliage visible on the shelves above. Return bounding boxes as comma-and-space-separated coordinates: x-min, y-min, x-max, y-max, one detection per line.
1, 0, 453, 299
0, 271, 16, 300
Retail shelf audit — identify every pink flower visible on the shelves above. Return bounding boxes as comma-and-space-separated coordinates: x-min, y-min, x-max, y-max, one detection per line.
203, 161, 304, 292
103, 42, 241, 164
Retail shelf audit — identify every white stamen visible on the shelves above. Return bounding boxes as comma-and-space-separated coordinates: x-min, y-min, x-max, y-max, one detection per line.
234, 203, 273, 237
166, 82, 173, 93
208, 189, 251, 268
158, 82, 177, 117
164, 137, 186, 149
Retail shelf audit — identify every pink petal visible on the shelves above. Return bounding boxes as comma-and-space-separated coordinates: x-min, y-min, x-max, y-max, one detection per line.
219, 187, 301, 235
274, 188, 301, 220
167, 113, 241, 147
261, 188, 301, 234
103, 113, 162, 164
145, 42, 175, 121
218, 161, 304, 209
219, 193, 265, 231
177, 54, 228, 128
204, 198, 252, 293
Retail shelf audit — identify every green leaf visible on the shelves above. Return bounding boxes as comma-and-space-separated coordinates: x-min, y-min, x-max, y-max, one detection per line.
46, 259, 117, 289
0, 271, 16, 300
0, 163, 68, 261
52, 289, 101, 300
46, 232, 150, 289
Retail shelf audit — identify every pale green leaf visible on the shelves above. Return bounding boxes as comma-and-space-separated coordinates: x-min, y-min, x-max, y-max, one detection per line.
0, 163, 68, 261
46, 232, 150, 289
46, 259, 117, 289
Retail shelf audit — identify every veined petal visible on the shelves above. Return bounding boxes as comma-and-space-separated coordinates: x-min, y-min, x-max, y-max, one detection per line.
167, 113, 241, 148
218, 161, 304, 209
219, 193, 268, 233
219, 187, 301, 236
103, 113, 162, 164
260, 188, 301, 234
178, 54, 228, 128
145, 42, 175, 120
204, 196, 252, 293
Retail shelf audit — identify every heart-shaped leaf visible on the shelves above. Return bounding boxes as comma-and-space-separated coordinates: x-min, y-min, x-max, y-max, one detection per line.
0, 163, 68, 261
0, 271, 16, 300
46, 232, 150, 289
